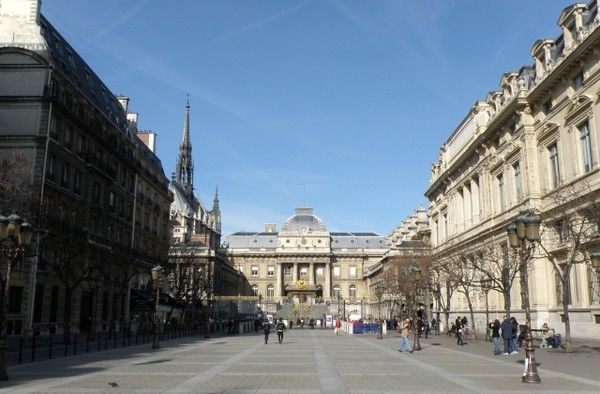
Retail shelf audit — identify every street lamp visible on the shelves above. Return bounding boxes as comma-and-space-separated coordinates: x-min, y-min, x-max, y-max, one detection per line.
0, 214, 33, 381
507, 211, 541, 384
410, 265, 422, 351
374, 283, 385, 339
481, 278, 493, 341
591, 252, 600, 269
151, 265, 163, 349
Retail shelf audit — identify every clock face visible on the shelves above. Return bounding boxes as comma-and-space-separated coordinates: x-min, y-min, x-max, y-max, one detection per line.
298, 225, 311, 236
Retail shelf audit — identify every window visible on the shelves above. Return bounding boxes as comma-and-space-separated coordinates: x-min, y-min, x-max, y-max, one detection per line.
267, 266, 275, 277
579, 121, 594, 173
109, 191, 115, 211
93, 181, 101, 203
544, 99, 552, 114
61, 163, 70, 187
548, 143, 561, 188
316, 267, 324, 277
73, 170, 81, 194
573, 72, 584, 90
333, 266, 340, 277
251, 284, 258, 296
300, 267, 308, 278
251, 266, 258, 277
237, 265, 244, 273
47, 155, 56, 180
349, 285, 356, 299
349, 266, 357, 278
557, 220, 570, 243
333, 285, 340, 297
513, 162, 522, 200
283, 266, 291, 276
8, 286, 23, 313
267, 285, 274, 299
497, 173, 505, 210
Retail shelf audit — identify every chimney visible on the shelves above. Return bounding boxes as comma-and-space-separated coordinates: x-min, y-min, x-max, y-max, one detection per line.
116, 95, 129, 113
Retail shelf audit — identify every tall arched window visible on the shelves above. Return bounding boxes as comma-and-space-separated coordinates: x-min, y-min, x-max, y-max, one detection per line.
349, 285, 356, 299
333, 285, 340, 297
251, 284, 258, 296
267, 285, 274, 299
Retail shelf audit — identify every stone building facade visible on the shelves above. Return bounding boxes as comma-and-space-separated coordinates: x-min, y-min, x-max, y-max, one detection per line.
225, 207, 388, 319
426, 1, 600, 338
0, 0, 172, 335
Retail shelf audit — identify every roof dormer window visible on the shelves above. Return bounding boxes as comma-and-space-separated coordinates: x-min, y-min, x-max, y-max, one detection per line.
573, 72, 584, 90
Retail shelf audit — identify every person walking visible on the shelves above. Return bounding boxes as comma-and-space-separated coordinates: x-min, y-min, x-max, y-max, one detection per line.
334, 318, 342, 335
491, 319, 501, 355
510, 317, 519, 354
501, 316, 513, 354
276, 318, 285, 344
262, 320, 271, 344
455, 316, 464, 346
396, 318, 413, 353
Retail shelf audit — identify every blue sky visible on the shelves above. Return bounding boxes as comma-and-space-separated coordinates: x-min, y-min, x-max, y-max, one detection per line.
42, 0, 573, 236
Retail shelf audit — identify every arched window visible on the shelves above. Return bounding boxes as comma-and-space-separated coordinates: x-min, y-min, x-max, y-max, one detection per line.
349, 285, 356, 299
333, 285, 340, 297
251, 284, 258, 296
267, 285, 274, 299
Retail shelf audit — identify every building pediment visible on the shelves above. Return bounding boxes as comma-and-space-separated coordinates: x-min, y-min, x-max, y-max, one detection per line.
564, 93, 596, 122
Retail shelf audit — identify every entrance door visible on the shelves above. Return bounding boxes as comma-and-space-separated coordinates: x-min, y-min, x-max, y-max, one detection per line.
79, 291, 94, 332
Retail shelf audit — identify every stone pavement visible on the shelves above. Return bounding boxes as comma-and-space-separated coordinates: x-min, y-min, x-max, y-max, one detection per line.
0, 328, 599, 393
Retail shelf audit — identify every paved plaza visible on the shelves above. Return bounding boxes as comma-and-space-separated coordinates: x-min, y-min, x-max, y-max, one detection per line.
0, 329, 599, 393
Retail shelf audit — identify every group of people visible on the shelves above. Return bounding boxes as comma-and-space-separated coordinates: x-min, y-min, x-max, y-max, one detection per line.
488, 317, 521, 355
260, 317, 287, 344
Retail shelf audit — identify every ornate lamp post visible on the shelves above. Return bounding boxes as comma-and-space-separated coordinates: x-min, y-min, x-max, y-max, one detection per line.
410, 265, 422, 351
507, 211, 541, 384
151, 265, 163, 349
374, 283, 385, 339
0, 214, 33, 380
481, 278, 493, 341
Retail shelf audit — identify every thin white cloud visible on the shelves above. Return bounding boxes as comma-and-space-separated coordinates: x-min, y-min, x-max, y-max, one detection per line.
213, 0, 311, 43
327, 0, 369, 28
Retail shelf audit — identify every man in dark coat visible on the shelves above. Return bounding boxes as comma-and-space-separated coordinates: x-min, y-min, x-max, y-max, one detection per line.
501, 316, 513, 354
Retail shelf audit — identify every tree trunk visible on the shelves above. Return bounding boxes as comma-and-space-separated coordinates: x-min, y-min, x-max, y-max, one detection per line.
63, 288, 72, 344
561, 275, 573, 352
444, 284, 452, 333
503, 290, 511, 319
465, 293, 477, 340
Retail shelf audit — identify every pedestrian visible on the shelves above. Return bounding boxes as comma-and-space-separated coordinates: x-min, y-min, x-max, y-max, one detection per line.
276, 317, 285, 344
455, 316, 464, 346
491, 319, 501, 355
334, 318, 342, 335
289, 320, 294, 330
501, 316, 513, 354
510, 317, 519, 354
431, 318, 437, 335
262, 320, 271, 344
396, 318, 414, 353
301, 318, 304, 330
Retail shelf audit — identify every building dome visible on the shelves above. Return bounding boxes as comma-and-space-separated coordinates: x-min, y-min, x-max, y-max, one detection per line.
280, 207, 328, 233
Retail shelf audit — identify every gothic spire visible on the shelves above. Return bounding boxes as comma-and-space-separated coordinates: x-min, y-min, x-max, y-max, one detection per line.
212, 187, 221, 233
175, 94, 193, 195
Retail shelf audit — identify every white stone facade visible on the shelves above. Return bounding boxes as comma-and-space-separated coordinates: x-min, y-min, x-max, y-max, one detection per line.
426, 1, 600, 339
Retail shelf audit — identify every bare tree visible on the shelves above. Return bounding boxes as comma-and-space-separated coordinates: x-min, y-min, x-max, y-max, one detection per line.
0, 150, 34, 216
40, 219, 100, 342
430, 267, 456, 334
471, 242, 526, 319
536, 184, 600, 352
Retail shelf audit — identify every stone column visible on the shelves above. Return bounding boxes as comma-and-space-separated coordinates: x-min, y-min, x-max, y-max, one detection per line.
324, 263, 331, 299
309, 263, 314, 284
293, 263, 298, 282
276, 263, 282, 298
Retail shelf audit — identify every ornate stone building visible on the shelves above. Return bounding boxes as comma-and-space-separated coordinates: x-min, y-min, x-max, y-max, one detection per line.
426, 1, 600, 338
225, 207, 388, 318
0, 0, 172, 335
